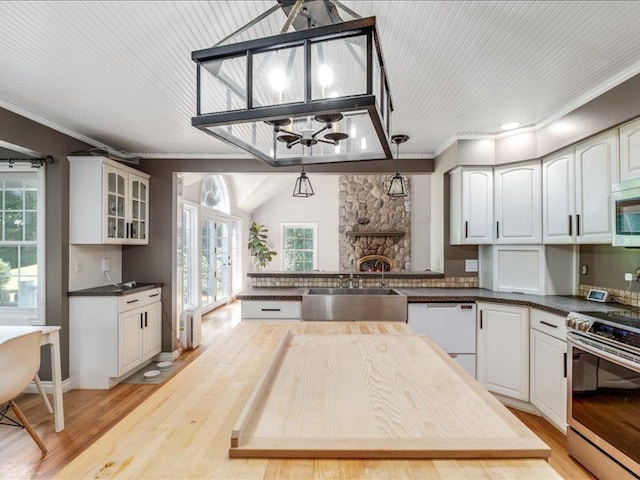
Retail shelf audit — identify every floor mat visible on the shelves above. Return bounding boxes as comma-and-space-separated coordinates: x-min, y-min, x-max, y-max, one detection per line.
122, 361, 185, 385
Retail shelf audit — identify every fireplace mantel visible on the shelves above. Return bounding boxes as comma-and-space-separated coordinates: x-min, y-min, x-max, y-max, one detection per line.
345, 231, 404, 238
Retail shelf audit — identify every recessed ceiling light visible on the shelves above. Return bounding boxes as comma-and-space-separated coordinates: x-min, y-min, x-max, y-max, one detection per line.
501, 122, 521, 131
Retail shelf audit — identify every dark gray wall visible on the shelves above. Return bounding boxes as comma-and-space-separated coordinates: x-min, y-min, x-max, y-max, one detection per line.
579, 245, 640, 291
0, 107, 91, 380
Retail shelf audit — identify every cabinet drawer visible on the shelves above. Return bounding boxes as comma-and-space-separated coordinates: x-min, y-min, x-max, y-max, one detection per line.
241, 300, 301, 319
530, 309, 567, 341
118, 288, 162, 312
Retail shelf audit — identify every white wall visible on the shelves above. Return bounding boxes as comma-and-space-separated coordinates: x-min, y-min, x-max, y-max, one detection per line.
69, 244, 122, 290
252, 175, 340, 272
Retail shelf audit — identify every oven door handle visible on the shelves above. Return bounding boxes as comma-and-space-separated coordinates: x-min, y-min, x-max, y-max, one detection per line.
567, 335, 640, 373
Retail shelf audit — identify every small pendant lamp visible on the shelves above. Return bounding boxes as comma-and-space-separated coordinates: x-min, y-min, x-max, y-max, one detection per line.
387, 134, 409, 197
293, 164, 314, 197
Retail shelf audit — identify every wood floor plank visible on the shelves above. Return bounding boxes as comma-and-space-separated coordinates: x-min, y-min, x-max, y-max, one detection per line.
0, 301, 591, 479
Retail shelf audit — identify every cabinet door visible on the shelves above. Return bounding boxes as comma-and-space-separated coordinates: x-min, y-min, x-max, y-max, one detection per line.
530, 329, 567, 431
142, 302, 162, 360
575, 130, 619, 243
462, 169, 494, 244
103, 164, 128, 244
494, 160, 541, 243
118, 308, 143, 376
542, 149, 575, 243
619, 118, 640, 181
477, 303, 529, 401
129, 174, 149, 245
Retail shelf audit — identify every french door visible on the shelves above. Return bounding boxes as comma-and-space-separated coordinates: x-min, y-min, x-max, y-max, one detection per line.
201, 217, 229, 307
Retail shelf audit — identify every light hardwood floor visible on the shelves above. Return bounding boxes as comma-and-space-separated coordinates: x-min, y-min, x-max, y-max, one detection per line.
0, 301, 594, 479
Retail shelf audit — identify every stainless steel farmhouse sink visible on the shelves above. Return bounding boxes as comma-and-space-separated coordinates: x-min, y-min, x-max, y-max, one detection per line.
302, 287, 407, 321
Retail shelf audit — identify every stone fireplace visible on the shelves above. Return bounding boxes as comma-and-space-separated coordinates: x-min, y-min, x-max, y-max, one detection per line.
357, 254, 392, 272
338, 175, 411, 271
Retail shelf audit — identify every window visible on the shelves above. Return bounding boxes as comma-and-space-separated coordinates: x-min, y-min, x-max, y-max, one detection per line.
182, 204, 197, 308
282, 223, 317, 272
200, 175, 229, 214
0, 168, 45, 324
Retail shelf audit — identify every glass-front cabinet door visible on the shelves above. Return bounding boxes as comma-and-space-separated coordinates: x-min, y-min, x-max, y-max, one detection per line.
129, 175, 149, 244
104, 165, 127, 243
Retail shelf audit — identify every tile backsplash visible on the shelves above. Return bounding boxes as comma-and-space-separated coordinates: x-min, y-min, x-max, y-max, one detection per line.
579, 284, 640, 307
251, 276, 479, 289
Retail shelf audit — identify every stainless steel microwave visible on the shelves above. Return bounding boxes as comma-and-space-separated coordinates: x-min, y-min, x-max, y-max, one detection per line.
612, 179, 640, 246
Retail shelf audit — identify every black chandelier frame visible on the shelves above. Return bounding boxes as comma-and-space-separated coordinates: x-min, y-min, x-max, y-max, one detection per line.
191, 16, 394, 166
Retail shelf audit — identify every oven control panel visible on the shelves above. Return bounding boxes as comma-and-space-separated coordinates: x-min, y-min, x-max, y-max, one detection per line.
566, 312, 593, 332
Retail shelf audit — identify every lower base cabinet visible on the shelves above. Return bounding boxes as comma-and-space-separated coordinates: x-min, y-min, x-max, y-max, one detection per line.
477, 302, 529, 401
70, 288, 163, 389
530, 310, 567, 431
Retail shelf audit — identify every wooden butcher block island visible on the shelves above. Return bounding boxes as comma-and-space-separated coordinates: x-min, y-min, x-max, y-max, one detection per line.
57, 321, 559, 479
231, 330, 549, 460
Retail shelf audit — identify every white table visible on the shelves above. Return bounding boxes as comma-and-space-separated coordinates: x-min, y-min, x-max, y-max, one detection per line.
0, 325, 64, 432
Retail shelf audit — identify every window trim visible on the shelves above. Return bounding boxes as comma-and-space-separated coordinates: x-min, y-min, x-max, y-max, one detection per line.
181, 201, 198, 309
281, 222, 318, 272
0, 165, 46, 325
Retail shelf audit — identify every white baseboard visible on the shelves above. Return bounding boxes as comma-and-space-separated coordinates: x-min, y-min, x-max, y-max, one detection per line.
156, 349, 181, 362
24, 378, 74, 395
493, 392, 542, 415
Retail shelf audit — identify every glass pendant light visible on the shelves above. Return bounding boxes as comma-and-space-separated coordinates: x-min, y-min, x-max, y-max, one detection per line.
293, 165, 314, 197
387, 134, 409, 197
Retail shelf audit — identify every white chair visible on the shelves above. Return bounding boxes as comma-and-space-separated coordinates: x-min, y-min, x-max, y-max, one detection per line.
0, 317, 52, 414
0, 330, 47, 453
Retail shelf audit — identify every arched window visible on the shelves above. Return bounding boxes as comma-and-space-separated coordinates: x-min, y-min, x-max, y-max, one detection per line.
200, 175, 229, 213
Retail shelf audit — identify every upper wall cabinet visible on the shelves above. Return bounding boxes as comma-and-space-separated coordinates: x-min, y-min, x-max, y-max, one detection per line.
449, 167, 494, 245
574, 130, 618, 243
494, 160, 541, 244
619, 117, 640, 181
542, 148, 575, 243
69, 156, 150, 245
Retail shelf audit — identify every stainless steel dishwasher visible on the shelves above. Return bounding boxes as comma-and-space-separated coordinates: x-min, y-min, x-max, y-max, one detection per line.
407, 303, 477, 378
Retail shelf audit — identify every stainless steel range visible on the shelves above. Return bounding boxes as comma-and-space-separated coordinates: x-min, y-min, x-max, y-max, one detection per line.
566, 310, 640, 479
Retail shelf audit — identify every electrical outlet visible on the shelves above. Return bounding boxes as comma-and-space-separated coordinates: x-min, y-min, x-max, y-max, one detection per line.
636, 267, 640, 282
581, 264, 588, 275
625, 273, 633, 281
101, 258, 110, 272
74, 260, 83, 273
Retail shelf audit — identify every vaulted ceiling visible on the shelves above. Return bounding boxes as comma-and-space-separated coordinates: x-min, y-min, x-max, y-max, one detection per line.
2, 1, 640, 159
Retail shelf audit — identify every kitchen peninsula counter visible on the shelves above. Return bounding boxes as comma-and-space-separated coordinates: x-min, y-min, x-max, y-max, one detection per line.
237, 287, 630, 316
56, 321, 559, 479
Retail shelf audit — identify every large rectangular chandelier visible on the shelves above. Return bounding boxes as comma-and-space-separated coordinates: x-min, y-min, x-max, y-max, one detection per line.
191, 15, 394, 166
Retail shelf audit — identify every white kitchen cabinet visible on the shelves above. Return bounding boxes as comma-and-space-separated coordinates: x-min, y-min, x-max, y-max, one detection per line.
241, 300, 301, 320
619, 117, 640, 181
69, 156, 150, 245
574, 130, 618, 243
476, 302, 529, 401
542, 148, 575, 243
530, 309, 567, 432
449, 167, 494, 245
478, 244, 577, 295
70, 287, 163, 389
494, 160, 541, 244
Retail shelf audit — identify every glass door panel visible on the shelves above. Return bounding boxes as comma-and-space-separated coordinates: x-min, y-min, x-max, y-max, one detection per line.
215, 221, 229, 301
201, 220, 215, 305
105, 168, 127, 241
130, 177, 148, 242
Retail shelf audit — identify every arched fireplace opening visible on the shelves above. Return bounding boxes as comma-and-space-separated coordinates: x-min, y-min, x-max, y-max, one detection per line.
357, 255, 392, 272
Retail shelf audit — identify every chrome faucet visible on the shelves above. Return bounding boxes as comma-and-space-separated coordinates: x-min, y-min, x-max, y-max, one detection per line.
375, 260, 387, 287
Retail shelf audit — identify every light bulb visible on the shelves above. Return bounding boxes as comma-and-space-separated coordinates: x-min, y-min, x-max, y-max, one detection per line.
360, 137, 367, 150
350, 124, 357, 138
335, 144, 341, 154
500, 122, 521, 131
317, 63, 334, 88
268, 67, 287, 93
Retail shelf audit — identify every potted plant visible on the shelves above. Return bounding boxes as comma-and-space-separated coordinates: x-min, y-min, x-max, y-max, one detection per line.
248, 222, 277, 269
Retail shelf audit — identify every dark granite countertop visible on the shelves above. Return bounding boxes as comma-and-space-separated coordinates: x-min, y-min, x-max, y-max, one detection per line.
246, 271, 445, 279
68, 282, 163, 297
236, 287, 632, 316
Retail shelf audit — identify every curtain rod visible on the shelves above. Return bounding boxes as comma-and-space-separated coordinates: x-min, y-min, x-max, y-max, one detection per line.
0, 156, 54, 168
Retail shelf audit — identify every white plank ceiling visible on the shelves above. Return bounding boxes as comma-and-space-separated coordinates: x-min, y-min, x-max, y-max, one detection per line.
2, 1, 640, 158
